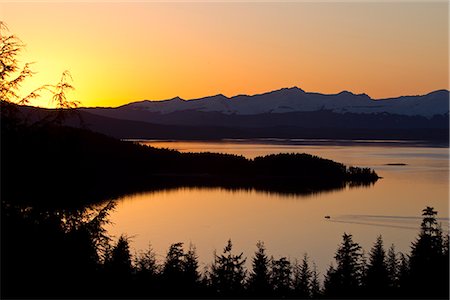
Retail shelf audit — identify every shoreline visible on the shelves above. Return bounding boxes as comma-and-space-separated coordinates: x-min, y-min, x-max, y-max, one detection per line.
125, 137, 450, 148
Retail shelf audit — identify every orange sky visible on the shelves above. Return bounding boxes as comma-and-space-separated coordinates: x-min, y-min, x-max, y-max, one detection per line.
1, 1, 448, 108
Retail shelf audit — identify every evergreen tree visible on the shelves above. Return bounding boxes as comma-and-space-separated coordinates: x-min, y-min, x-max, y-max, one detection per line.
210, 239, 246, 297
397, 252, 409, 295
134, 244, 159, 296
103, 235, 133, 296
162, 242, 185, 294
360, 250, 368, 290
135, 243, 159, 277
293, 254, 312, 298
183, 243, 201, 292
106, 235, 132, 276
365, 235, 389, 297
323, 264, 339, 298
324, 233, 363, 297
247, 241, 272, 297
386, 244, 399, 292
310, 262, 321, 299
409, 207, 446, 298
270, 256, 292, 298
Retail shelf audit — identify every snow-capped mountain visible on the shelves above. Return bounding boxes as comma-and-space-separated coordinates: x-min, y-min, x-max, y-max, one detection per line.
115, 87, 449, 118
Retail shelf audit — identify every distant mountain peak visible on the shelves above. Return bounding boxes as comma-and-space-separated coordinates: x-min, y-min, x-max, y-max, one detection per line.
338, 90, 353, 95
204, 94, 228, 100
260, 86, 305, 97
288, 86, 305, 92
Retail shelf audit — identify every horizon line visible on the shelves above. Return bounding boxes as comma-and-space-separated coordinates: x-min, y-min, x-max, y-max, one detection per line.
15, 86, 449, 110
94, 87, 450, 109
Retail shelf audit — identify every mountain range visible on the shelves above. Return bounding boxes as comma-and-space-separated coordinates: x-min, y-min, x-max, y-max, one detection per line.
16, 87, 450, 142
87, 87, 448, 118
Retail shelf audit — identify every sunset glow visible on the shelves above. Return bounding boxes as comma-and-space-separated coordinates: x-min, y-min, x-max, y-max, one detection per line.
1, 2, 448, 107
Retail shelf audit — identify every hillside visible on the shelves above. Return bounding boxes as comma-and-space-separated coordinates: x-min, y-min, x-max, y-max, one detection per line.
74, 87, 450, 141
13, 102, 450, 142
1, 101, 378, 207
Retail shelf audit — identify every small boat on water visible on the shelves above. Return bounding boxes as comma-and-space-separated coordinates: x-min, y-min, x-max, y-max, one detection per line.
324, 215, 331, 219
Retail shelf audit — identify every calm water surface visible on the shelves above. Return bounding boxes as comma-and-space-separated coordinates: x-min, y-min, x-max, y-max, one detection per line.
105, 140, 449, 275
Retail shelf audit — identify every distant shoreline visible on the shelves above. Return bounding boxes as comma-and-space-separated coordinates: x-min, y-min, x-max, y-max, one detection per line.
125, 138, 449, 148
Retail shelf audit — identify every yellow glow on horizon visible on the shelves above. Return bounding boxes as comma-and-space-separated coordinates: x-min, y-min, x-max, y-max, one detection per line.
1, 2, 448, 108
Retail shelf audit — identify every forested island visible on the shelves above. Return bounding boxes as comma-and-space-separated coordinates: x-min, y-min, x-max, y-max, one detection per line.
2, 101, 379, 207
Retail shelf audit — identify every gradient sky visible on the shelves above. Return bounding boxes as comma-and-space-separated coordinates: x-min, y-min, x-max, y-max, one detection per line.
1, 1, 448, 108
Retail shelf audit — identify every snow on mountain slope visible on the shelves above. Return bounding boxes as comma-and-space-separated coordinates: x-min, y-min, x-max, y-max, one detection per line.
119, 87, 449, 118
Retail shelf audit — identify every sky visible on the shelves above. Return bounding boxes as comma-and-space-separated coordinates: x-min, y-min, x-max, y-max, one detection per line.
1, 1, 448, 108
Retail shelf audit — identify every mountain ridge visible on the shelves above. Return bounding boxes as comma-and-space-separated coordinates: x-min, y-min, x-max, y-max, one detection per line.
88, 87, 449, 118
11, 103, 449, 142
118, 87, 447, 103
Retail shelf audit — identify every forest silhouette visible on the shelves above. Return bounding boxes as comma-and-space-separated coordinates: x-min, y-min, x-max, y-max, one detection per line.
1, 99, 379, 209
2, 203, 448, 299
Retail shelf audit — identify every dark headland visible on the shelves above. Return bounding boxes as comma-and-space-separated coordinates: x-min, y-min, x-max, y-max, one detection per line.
1, 101, 378, 207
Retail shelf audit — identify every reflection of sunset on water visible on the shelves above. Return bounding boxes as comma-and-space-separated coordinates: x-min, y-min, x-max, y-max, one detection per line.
105, 142, 448, 276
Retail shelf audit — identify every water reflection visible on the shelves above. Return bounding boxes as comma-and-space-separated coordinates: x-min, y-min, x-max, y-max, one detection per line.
105, 142, 448, 276
105, 181, 372, 207
89, 172, 376, 204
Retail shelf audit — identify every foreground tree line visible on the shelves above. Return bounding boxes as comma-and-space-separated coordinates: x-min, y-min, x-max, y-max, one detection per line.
2, 205, 448, 299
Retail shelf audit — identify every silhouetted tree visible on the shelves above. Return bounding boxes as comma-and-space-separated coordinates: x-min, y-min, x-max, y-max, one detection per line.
346, 166, 379, 182
162, 242, 185, 294
1, 22, 79, 124
310, 262, 321, 299
0, 21, 46, 105
49, 70, 81, 125
324, 233, 363, 298
183, 243, 201, 293
397, 252, 409, 295
60, 202, 114, 266
106, 235, 132, 275
135, 243, 159, 276
270, 256, 292, 298
365, 235, 389, 297
79, 201, 116, 261
409, 207, 448, 298
293, 254, 312, 298
323, 264, 338, 298
386, 244, 399, 294
134, 243, 159, 296
103, 235, 132, 296
247, 241, 272, 297
210, 239, 246, 297
0, 21, 46, 134
360, 250, 368, 290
